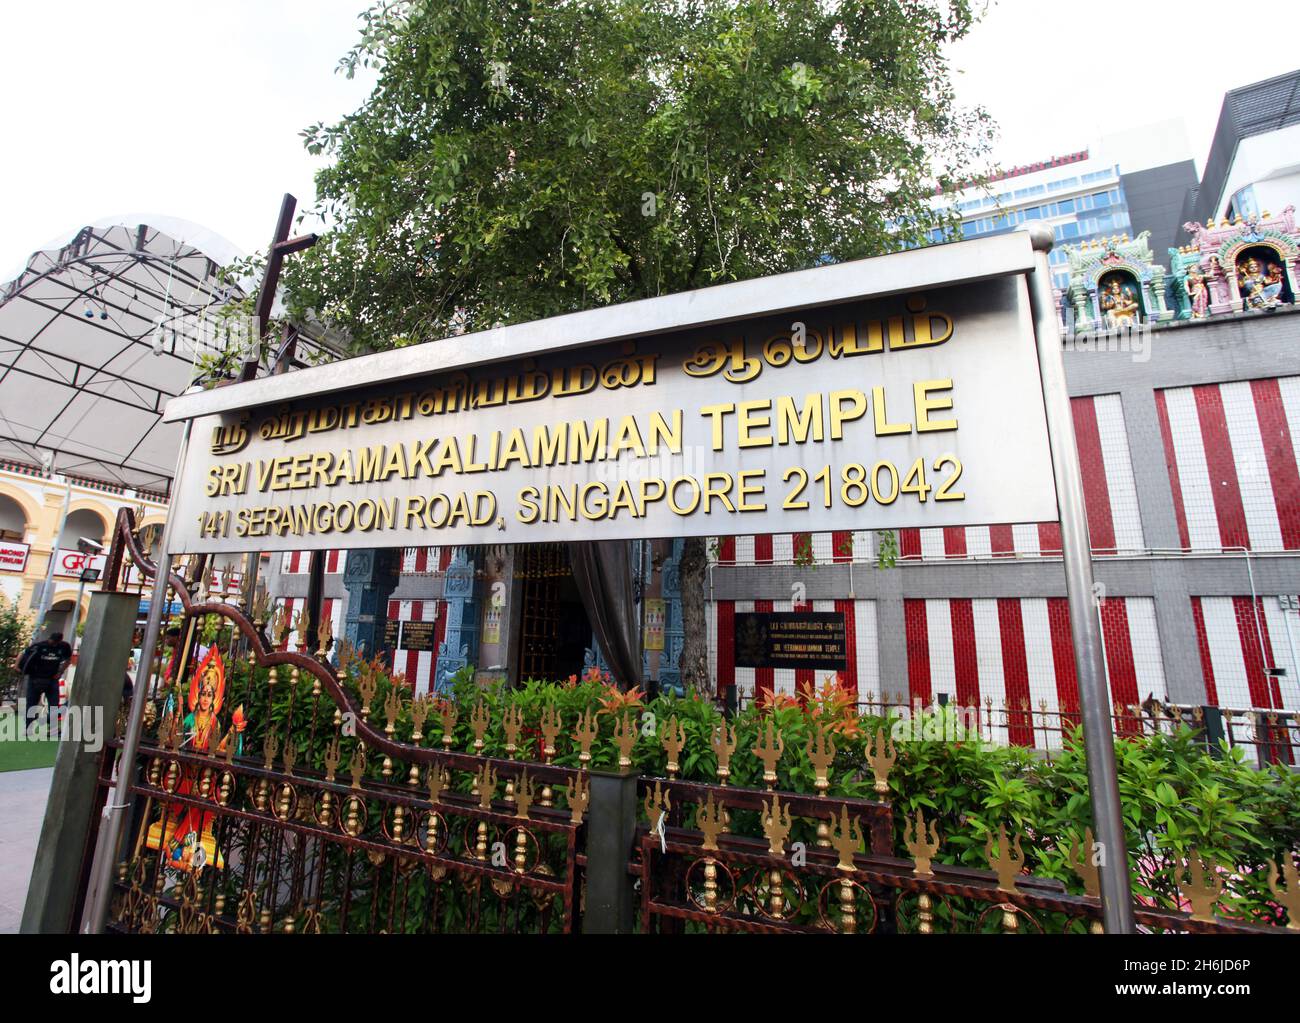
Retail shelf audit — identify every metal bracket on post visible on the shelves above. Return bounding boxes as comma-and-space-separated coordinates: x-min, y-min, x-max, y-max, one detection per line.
582, 769, 638, 934
1021, 223, 1136, 934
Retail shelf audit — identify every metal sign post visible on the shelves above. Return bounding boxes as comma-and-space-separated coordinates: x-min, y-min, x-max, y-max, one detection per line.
81, 419, 193, 933
1022, 223, 1135, 933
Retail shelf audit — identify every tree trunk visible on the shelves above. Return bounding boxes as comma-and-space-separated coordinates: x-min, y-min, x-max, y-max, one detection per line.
677, 536, 711, 695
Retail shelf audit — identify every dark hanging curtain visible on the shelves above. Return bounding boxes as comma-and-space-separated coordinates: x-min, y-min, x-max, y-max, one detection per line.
567, 540, 641, 689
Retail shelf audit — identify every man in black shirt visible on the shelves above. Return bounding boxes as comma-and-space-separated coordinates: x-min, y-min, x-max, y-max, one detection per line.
18, 631, 72, 728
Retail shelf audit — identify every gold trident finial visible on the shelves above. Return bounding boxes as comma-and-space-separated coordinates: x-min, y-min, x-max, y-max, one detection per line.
539, 703, 561, 760
1266, 856, 1300, 930
349, 744, 367, 789
357, 664, 378, 720
984, 824, 1025, 893
865, 727, 896, 798
565, 773, 590, 823
761, 793, 792, 857
1066, 828, 1101, 898
426, 763, 448, 805
502, 703, 523, 759
513, 771, 536, 820
644, 780, 671, 829
262, 729, 279, 771
383, 685, 402, 738
1179, 849, 1223, 922
438, 700, 458, 749
410, 694, 432, 742
752, 719, 785, 789
323, 735, 342, 783
697, 791, 727, 852
572, 708, 599, 769
294, 609, 310, 652
613, 712, 637, 769
710, 719, 737, 785
469, 699, 490, 753
661, 714, 686, 778
829, 805, 862, 871
270, 604, 288, 648
806, 722, 836, 795
316, 612, 333, 658
473, 763, 498, 810
904, 808, 941, 878
252, 589, 270, 627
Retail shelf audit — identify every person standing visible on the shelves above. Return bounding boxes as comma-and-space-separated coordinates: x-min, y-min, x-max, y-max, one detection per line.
18, 630, 72, 729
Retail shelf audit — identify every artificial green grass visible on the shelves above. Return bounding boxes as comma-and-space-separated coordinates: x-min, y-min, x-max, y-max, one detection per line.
0, 710, 59, 772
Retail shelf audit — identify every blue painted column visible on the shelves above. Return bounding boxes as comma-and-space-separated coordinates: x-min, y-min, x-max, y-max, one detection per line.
342, 549, 400, 660
434, 548, 480, 692
657, 540, 685, 695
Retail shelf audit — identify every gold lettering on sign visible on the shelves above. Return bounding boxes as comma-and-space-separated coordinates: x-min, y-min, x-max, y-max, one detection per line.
682, 295, 954, 382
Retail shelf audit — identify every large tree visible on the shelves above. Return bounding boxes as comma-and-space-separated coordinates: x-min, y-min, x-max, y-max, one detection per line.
285, 0, 991, 693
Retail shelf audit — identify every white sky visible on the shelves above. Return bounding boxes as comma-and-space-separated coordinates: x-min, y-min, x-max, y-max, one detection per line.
2, 0, 1297, 277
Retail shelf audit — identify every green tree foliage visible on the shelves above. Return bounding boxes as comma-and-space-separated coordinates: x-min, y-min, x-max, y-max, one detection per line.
0, 594, 34, 697
287, 0, 990, 348
279, 0, 992, 693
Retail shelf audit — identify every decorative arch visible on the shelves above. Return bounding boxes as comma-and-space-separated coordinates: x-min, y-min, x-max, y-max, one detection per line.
64, 500, 114, 542
51, 588, 92, 613
0, 480, 40, 536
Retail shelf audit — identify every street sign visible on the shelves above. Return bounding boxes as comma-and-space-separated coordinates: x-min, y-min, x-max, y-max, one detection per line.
162, 235, 1055, 554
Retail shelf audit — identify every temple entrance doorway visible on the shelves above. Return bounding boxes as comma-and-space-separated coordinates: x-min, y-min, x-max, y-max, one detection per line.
515, 544, 593, 683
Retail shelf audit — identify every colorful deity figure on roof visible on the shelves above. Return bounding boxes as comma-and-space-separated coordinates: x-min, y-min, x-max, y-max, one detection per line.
1237, 254, 1284, 309
1062, 232, 1172, 331
1171, 207, 1299, 317
1184, 267, 1210, 318
1099, 274, 1141, 327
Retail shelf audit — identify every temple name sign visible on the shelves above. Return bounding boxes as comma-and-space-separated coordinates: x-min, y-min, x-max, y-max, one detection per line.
163, 234, 1056, 553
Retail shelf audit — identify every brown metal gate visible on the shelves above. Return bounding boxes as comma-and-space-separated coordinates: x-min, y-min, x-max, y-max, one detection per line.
93, 510, 587, 934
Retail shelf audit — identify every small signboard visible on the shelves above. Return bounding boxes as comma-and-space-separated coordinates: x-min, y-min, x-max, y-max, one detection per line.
399, 620, 437, 652
644, 598, 665, 651
0, 540, 29, 574
734, 612, 847, 671
386, 617, 440, 651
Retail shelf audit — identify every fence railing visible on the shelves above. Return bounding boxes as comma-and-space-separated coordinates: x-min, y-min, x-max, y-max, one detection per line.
736, 691, 1299, 765
80, 509, 1300, 936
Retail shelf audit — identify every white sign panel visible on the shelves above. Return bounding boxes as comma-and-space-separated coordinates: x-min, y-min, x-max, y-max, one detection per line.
166, 267, 1057, 554
0, 540, 29, 573
53, 548, 105, 579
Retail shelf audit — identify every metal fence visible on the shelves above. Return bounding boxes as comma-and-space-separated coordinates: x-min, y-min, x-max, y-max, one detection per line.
78, 510, 1300, 936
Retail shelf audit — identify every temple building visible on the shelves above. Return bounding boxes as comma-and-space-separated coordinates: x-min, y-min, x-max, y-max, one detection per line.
6, 78, 1300, 757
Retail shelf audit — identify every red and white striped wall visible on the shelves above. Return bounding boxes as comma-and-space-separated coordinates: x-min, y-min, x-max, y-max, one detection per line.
903, 596, 1166, 748
272, 596, 343, 653
715, 532, 861, 565
386, 598, 449, 695
401, 547, 452, 575
280, 550, 344, 574
708, 599, 879, 703
1191, 596, 1300, 711
280, 547, 452, 575
712, 390, 1144, 565
1155, 376, 1300, 552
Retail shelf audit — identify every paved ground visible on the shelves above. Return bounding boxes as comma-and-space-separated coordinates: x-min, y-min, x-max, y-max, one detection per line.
0, 767, 53, 933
